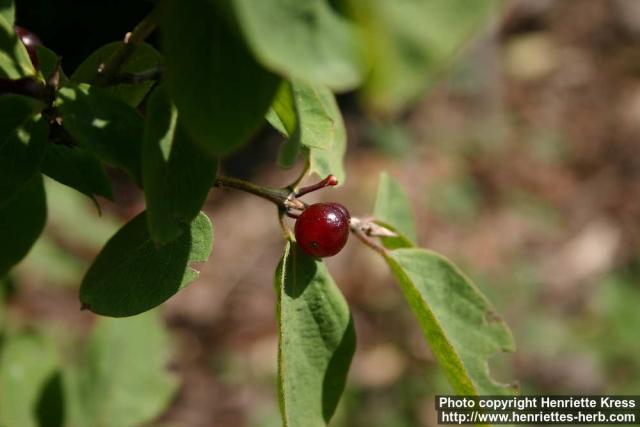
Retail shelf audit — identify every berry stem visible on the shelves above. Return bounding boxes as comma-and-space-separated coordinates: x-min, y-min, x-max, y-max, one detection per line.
93, 7, 159, 85
295, 174, 338, 198
214, 175, 291, 207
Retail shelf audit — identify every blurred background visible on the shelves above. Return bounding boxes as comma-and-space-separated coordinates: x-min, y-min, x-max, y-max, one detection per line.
3, 0, 640, 426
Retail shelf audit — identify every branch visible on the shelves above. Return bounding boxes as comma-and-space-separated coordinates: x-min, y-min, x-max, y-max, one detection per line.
214, 176, 293, 207
93, 9, 158, 86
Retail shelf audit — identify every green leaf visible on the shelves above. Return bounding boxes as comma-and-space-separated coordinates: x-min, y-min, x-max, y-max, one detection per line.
64, 310, 177, 427
0, 94, 43, 148
0, 0, 13, 28
0, 14, 35, 78
267, 81, 345, 181
348, 0, 498, 114
71, 42, 161, 106
374, 171, 418, 247
80, 211, 213, 317
384, 248, 516, 396
0, 333, 60, 427
34, 45, 65, 84
36, 371, 65, 427
0, 173, 46, 276
57, 83, 144, 183
163, 0, 280, 155
143, 85, 217, 244
0, 116, 47, 206
41, 144, 114, 206
276, 241, 355, 426
231, 0, 364, 91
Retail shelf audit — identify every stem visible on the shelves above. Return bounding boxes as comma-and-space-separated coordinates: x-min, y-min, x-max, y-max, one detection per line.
93, 9, 158, 85
214, 176, 290, 207
350, 224, 387, 256
287, 158, 310, 191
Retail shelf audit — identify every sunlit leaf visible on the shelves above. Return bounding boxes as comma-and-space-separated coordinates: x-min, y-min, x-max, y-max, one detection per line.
0, 0, 14, 26
383, 248, 517, 396
276, 241, 355, 426
0, 14, 34, 78
80, 211, 213, 317
0, 94, 43, 148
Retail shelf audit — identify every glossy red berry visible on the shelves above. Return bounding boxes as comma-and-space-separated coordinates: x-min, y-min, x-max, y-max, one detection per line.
294, 203, 350, 258
14, 26, 41, 70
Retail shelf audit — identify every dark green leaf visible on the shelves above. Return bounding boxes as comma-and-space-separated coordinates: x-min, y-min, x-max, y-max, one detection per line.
0, 333, 59, 427
71, 42, 161, 106
57, 84, 144, 183
143, 85, 217, 244
374, 171, 418, 247
276, 241, 355, 426
163, 0, 280, 155
0, 94, 43, 148
0, 174, 46, 276
34, 45, 65, 84
0, 0, 14, 26
231, 0, 365, 91
80, 211, 213, 317
64, 310, 177, 427
0, 116, 47, 206
348, 0, 499, 114
0, 14, 34, 78
36, 371, 65, 427
384, 248, 516, 396
41, 144, 114, 205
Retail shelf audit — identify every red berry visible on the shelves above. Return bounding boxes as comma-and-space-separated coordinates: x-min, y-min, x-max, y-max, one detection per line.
14, 26, 41, 70
294, 203, 350, 258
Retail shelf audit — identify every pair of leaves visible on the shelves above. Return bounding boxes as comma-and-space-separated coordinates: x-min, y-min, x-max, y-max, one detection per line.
0, 310, 177, 427
373, 172, 517, 396
79, 211, 213, 317
267, 80, 346, 183
276, 241, 355, 426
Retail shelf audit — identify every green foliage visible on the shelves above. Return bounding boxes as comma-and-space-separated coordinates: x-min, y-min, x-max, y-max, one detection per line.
276, 241, 355, 426
373, 173, 516, 396
347, 0, 499, 114
384, 249, 517, 395
0, 94, 43, 148
71, 42, 161, 106
0, 333, 60, 427
56, 84, 144, 183
162, 0, 280, 155
41, 144, 114, 207
0, 174, 46, 276
231, 0, 365, 91
0, 14, 34, 78
0, 0, 14, 26
267, 80, 346, 182
79, 211, 213, 317
142, 85, 218, 244
0, 116, 47, 205
64, 310, 178, 427
0, 1, 510, 425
